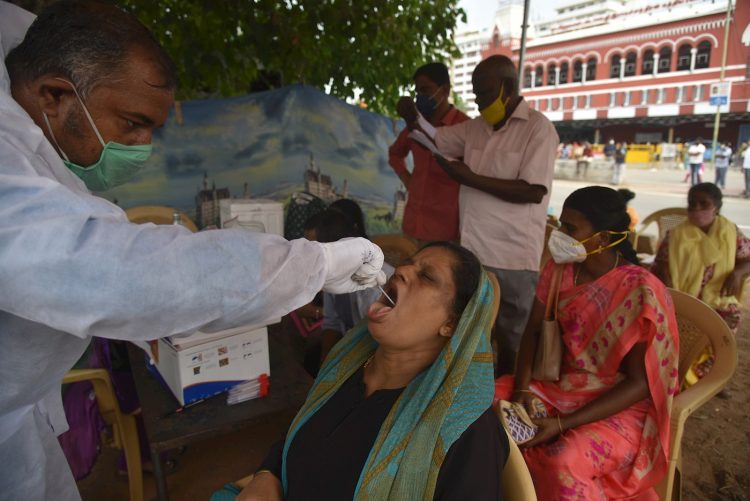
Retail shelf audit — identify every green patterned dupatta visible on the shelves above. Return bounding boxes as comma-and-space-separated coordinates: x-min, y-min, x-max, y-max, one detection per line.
281, 270, 496, 500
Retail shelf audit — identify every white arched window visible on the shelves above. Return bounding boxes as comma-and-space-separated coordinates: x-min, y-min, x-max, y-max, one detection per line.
535, 65, 544, 87
547, 63, 557, 86
658, 46, 672, 73
624, 52, 637, 77
586, 57, 596, 81
696, 41, 711, 69
610, 54, 621, 78
677, 44, 692, 71
642, 49, 654, 74
559, 62, 569, 84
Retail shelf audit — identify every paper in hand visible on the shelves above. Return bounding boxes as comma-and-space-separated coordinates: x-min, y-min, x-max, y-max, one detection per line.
416, 113, 437, 140
408, 129, 456, 162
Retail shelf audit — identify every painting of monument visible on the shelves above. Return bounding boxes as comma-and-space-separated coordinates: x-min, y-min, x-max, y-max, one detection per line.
104, 84, 411, 233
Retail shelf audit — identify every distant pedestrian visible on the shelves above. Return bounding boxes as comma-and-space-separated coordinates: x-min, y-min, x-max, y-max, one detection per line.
743, 146, 750, 197
612, 142, 627, 185
576, 141, 592, 176
687, 139, 706, 186
714, 142, 732, 190
739, 141, 750, 170
604, 138, 615, 165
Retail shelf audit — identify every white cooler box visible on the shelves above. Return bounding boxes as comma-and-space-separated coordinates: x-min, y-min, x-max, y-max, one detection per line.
219, 199, 284, 236
147, 324, 270, 405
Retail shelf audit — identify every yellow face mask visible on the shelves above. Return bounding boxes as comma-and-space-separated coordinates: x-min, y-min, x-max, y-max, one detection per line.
479, 87, 510, 126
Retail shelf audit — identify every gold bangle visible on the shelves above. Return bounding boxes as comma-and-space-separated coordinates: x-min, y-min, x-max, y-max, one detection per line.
557, 414, 564, 435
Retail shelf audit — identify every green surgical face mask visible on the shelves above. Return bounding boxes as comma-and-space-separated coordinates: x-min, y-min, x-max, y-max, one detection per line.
42, 79, 152, 192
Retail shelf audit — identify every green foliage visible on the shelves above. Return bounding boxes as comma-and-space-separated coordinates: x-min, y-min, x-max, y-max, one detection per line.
452, 91, 470, 114
120, 0, 465, 115
365, 205, 401, 235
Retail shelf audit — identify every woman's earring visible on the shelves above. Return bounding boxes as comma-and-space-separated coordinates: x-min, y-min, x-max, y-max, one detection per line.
439, 325, 454, 338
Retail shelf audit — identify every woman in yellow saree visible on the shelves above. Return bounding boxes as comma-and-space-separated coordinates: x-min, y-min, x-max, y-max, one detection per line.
652, 182, 750, 384
652, 182, 750, 334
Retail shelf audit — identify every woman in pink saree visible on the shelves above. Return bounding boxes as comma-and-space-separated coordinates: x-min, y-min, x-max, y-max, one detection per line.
495, 186, 680, 500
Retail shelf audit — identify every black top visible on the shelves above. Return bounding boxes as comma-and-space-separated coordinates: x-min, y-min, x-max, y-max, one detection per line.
259, 367, 508, 500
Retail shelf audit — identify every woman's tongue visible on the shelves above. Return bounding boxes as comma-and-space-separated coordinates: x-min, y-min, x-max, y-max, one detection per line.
368, 301, 393, 320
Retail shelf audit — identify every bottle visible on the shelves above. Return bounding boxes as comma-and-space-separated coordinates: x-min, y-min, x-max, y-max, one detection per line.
172, 211, 183, 226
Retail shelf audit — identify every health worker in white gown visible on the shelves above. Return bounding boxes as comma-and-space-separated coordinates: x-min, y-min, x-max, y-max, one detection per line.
0, 2, 385, 499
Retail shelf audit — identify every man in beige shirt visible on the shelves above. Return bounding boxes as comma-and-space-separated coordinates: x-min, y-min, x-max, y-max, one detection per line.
399, 55, 558, 374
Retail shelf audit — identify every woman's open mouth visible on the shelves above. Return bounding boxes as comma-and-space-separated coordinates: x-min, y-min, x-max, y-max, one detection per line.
368, 283, 399, 320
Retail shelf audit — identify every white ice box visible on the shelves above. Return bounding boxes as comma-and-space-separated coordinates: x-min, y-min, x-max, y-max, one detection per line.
219, 199, 284, 236
148, 324, 270, 405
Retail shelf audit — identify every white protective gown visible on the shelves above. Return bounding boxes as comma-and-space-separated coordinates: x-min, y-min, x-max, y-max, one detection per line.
0, 3, 332, 499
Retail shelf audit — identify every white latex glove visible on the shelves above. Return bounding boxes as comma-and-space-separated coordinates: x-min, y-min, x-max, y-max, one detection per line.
319, 237, 387, 294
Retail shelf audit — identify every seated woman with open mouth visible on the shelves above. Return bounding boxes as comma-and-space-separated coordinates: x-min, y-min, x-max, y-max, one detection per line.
238, 242, 508, 500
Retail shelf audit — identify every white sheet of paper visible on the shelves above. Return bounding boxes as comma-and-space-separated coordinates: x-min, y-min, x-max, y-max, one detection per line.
416, 113, 437, 140
408, 129, 455, 162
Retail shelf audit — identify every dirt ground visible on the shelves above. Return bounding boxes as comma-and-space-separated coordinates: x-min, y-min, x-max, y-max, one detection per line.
681, 295, 750, 500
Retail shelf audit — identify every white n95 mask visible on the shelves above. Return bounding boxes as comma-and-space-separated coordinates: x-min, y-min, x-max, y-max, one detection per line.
547, 229, 629, 264
547, 229, 587, 264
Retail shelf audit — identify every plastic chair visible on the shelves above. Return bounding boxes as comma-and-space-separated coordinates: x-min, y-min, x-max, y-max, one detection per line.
372, 234, 419, 267
485, 273, 537, 500
655, 289, 737, 501
636, 208, 688, 255
491, 270, 535, 500
64, 369, 143, 501
125, 205, 199, 232
501, 428, 537, 501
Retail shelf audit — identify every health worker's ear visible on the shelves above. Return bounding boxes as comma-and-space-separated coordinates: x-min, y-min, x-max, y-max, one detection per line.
35, 75, 76, 118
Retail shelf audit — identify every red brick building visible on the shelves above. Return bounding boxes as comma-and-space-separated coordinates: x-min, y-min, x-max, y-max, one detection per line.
482, 0, 750, 148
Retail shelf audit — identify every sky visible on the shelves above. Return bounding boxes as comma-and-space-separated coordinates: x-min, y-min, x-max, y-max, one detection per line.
457, 0, 569, 32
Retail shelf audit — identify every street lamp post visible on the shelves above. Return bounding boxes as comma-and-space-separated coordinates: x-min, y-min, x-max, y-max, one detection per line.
518, 0, 531, 94
711, 0, 733, 170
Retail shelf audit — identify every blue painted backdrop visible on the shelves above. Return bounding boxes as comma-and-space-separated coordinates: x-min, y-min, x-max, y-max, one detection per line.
105, 84, 410, 234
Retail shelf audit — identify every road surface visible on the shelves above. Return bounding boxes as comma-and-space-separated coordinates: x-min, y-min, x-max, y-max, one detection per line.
548, 164, 749, 234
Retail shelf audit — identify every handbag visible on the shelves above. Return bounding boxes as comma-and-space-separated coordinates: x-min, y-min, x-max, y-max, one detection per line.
532, 265, 564, 381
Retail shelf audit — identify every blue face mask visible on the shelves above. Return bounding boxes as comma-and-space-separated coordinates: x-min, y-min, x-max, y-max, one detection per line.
42, 79, 152, 192
415, 88, 443, 119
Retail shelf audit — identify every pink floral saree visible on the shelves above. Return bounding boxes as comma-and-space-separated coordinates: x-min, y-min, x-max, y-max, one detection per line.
495, 261, 680, 500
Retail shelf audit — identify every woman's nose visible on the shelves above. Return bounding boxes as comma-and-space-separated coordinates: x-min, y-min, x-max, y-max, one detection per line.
393, 267, 413, 283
